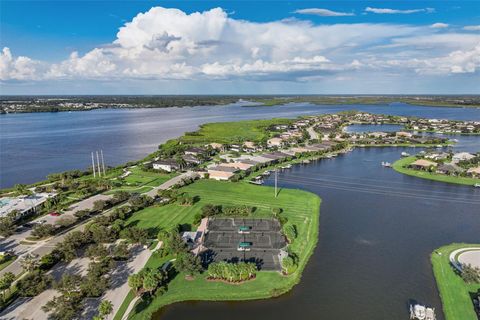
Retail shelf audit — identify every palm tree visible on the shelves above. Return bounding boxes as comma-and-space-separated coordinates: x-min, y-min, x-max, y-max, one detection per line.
20, 253, 40, 273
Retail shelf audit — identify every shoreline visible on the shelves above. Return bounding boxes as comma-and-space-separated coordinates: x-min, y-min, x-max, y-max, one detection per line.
392, 157, 480, 186
1, 100, 480, 115
431, 243, 480, 320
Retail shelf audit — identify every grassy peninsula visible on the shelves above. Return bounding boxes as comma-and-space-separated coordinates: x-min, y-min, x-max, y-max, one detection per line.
431, 244, 480, 320
126, 180, 321, 319
393, 157, 480, 186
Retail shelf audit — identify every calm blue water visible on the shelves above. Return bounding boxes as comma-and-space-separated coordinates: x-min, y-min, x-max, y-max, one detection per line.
157, 145, 480, 320
1, 102, 480, 188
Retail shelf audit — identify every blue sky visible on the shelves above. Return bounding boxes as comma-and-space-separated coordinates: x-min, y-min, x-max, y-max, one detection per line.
1, 1, 479, 94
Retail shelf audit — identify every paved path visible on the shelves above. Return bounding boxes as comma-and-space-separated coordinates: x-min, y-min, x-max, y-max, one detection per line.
306, 125, 319, 140
109, 241, 162, 320
448, 247, 480, 271
0, 170, 188, 278
146, 171, 198, 198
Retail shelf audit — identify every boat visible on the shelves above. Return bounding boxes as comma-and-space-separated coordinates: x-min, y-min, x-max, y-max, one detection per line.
381, 161, 392, 168
262, 170, 271, 176
409, 304, 436, 320
401, 152, 411, 157
474, 183, 480, 188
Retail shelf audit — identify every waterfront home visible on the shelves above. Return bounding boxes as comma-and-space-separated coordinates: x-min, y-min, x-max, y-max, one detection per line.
452, 152, 476, 163
208, 143, 224, 151
208, 166, 239, 181
436, 163, 464, 175
229, 144, 242, 152
243, 141, 259, 152
267, 137, 284, 147
467, 166, 480, 177
425, 152, 450, 161
396, 131, 413, 138
153, 159, 180, 172
222, 161, 255, 171
184, 147, 205, 156
409, 159, 438, 170
182, 154, 202, 165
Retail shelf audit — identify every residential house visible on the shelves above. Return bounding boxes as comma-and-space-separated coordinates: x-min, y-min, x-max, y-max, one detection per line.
409, 159, 437, 170
153, 159, 179, 172
184, 147, 205, 156
267, 137, 284, 148
208, 166, 238, 181
467, 166, 480, 177
182, 154, 202, 166
452, 152, 476, 163
436, 163, 464, 175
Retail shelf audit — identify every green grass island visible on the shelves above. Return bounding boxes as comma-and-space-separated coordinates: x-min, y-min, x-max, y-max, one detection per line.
431, 244, 480, 320
393, 156, 480, 186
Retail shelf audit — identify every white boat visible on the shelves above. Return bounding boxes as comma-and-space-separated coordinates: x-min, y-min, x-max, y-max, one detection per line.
474, 183, 480, 188
401, 152, 411, 157
381, 161, 392, 168
262, 171, 271, 176
281, 164, 292, 169
410, 304, 436, 320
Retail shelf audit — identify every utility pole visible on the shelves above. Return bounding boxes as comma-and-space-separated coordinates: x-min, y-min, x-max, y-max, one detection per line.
100, 149, 106, 176
91, 152, 96, 178
96, 151, 101, 177
274, 168, 278, 198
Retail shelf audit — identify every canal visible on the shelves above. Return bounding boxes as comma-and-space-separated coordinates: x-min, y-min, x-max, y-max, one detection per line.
156, 141, 480, 320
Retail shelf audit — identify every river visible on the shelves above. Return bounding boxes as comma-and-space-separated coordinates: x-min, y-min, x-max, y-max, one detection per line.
1, 102, 480, 188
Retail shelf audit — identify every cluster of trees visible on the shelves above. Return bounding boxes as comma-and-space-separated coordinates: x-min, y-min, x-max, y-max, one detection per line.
206, 262, 257, 283
194, 204, 255, 224
42, 256, 114, 320
461, 264, 480, 284
128, 267, 168, 297
0, 272, 16, 307
281, 248, 299, 275
0, 216, 16, 237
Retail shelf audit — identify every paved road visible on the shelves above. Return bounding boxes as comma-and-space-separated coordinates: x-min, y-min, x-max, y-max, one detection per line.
0, 171, 189, 278
145, 171, 198, 198
306, 125, 319, 140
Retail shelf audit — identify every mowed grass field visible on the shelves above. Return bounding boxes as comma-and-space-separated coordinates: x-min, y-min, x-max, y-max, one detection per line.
178, 118, 292, 145
393, 157, 480, 186
107, 167, 177, 194
431, 243, 480, 320
126, 179, 321, 319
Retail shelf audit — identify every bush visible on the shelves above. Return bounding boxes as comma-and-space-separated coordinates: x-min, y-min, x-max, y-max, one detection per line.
31, 224, 56, 238
16, 270, 52, 297
283, 224, 297, 243
207, 262, 257, 282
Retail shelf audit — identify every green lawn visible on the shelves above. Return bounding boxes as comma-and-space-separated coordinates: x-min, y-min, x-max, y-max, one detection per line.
393, 157, 480, 186
0, 255, 17, 271
125, 179, 321, 319
178, 118, 292, 145
431, 243, 480, 320
107, 167, 177, 194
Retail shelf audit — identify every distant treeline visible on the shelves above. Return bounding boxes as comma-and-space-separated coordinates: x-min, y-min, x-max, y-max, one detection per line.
1, 95, 479, 114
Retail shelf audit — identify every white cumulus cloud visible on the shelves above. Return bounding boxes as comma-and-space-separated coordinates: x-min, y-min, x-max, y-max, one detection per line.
365, 7, 434, 14
464, 25, 480, 31
430, 23, 449, 29
1, 6, 480, 84
294, 8, 355, 17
